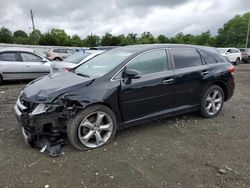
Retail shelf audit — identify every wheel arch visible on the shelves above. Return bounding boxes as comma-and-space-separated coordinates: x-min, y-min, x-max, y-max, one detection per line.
53, 57, 62, 61
83, 102, 122, 125
201, 81, 228, 102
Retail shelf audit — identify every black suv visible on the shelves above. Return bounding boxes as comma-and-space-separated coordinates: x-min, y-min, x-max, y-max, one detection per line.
14, 44, 235, 156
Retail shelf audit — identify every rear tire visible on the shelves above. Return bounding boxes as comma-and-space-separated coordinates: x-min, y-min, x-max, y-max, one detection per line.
200, 85, 224, 118
234, 57, 240, 65
0, 75, 3, 85
67, 104, 117, 150
53, 57, 61, 61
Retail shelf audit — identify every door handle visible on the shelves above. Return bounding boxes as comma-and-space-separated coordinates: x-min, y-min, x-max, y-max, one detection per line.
25, 65, 31, 67
163, 78, 174, 85
201, 70, 209, 76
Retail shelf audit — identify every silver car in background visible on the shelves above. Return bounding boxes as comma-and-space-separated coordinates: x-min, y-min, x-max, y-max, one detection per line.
50, 50, 104, 74
0, 48, 51, 84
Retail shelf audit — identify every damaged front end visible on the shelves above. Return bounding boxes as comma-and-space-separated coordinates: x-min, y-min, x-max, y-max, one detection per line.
14, 95, 80, 157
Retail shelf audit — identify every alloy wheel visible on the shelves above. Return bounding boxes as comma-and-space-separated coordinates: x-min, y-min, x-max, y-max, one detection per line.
205, 89, 223, 116
78, 111, 113, 148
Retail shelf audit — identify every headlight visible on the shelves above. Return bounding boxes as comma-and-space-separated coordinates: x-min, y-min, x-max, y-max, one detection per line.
30, 104, 58, 115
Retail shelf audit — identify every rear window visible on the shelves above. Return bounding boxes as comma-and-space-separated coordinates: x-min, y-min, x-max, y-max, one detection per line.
172, 48, 202, 69
0, 52, 17, 61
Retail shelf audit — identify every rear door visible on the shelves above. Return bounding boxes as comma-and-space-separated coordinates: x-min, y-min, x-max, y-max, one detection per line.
0, 51, 23, 80
20, 52, 50, 79
170, 48, 209, 108
119, 49, 175, 122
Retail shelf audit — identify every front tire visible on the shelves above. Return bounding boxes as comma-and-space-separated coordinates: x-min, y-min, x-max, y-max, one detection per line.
67, 104, 117, 150
200, 85, 224, 118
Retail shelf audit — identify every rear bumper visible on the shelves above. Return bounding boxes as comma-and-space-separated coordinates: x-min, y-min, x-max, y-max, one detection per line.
225, 76, 235, 101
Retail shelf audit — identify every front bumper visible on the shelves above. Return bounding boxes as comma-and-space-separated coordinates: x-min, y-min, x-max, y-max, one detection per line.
14, 97, 66, 156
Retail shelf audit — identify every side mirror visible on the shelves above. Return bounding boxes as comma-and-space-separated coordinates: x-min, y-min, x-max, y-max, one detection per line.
122, 69, 141, 80
41, 58, 47, 63
226, 51, 230, 54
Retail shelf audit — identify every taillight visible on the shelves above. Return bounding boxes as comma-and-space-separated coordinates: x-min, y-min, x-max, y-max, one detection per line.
229, 65, 235, 74
63, 67, 71, 72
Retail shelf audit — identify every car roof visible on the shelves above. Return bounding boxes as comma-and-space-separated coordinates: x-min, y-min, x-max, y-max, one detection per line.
0, 47, 34, 53
113, 44, 218, 54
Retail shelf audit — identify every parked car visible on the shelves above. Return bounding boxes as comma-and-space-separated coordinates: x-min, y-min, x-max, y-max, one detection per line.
0, 48, 51, 84
50, 50, 104, 74
46, 48, 76, 61
217, 48, 241, 65
14, 44, 235, 156
239, 48, 250, 63
90, 46, 118, 50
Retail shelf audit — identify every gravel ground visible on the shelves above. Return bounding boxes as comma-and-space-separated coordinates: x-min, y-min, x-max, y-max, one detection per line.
0, 65, 250, 188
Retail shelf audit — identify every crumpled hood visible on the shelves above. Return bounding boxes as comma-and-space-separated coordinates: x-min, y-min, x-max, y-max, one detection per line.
21, 72, 94, 103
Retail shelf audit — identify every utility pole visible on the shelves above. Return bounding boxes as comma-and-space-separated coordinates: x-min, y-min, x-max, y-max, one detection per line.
30, 9, 35, 31
245, 20, 250, 48
30, 9, 37, 44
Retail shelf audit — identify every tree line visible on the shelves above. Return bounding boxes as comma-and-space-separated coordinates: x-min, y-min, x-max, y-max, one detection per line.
0, 12, 249, 48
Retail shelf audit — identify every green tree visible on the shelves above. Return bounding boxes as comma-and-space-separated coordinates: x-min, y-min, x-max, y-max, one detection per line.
139, 32, 158, 44
100, 33, 114, 46
157, 34, 169, 43
70, 34, 83, 47
30, 29, 42, 45
126, 33, 138, 45
191, 31, 212, 46
215, 12, 250, 47
13, 30, 28, 44
0, 27, 13, 43
83, 34, 100, 47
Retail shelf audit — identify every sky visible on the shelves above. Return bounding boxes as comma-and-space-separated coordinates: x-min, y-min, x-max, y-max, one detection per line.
0, 0, 249, 37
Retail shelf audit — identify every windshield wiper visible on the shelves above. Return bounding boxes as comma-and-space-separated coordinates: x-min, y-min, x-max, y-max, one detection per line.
76, 73, 90, 78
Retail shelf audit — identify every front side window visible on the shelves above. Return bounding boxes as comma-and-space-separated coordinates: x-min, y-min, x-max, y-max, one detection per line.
20, 52, 42, 62
126, 50, 167, 75
0, 52, 17, 61
172, 48, 202, 69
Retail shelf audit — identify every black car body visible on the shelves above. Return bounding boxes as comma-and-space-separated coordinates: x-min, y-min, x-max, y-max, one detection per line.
14, 44, 235, 156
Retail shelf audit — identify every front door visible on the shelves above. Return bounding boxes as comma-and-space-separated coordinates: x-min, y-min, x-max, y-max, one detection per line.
119, 49, 175, 122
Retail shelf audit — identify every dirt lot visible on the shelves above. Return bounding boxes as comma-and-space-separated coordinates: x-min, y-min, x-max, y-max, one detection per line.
0, 65, 250, 188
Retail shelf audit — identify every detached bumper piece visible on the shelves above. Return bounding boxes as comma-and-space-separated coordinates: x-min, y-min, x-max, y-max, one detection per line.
14, 97, 66, 157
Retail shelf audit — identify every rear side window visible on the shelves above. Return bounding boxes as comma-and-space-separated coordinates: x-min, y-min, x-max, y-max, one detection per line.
20, 52, 42, 62
126, 49, 168, 75
0, 52, 17, 61
172, 48, 202, 69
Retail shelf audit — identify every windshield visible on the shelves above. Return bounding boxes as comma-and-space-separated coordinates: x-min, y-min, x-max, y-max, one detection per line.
217, 48, 227, 54
74, 48, 134, 78
64, 51, 91, 64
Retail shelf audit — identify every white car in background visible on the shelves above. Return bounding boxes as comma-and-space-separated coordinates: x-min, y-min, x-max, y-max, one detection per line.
217, 48, 242, 65
0, 48, 51, 84
50, 50, 104, 74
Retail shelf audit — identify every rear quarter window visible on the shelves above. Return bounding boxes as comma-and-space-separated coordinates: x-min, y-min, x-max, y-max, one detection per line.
171, 48, 202, 69
199, 50, 218, 64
